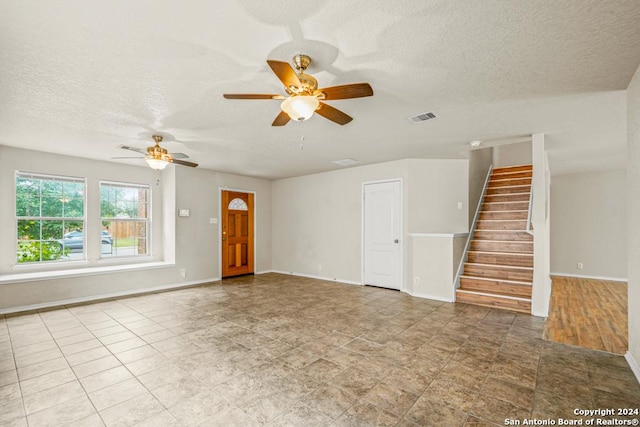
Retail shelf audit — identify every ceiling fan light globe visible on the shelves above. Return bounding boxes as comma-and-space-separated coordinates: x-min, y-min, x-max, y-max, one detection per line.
281, 96, 319, 121
145, 157, 169, 170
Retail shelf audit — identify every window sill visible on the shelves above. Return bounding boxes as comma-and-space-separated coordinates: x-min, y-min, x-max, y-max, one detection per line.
0, 261, 175, 284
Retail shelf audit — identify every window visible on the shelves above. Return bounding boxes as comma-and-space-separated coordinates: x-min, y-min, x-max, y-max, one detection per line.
100, 181, 150, 257
228, 198, 248, 211
15, 172, 86, 263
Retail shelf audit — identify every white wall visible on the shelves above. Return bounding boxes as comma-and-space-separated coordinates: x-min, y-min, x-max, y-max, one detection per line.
493, 141, 532, 167
468, 147, 493, 226
550, 170, 627, 279
531, 134, 552, 317
627, 63, 640, 378
0, 146, 272, 311
271, 159, 468, 289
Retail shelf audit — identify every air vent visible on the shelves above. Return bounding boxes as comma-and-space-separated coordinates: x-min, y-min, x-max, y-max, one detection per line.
332, 158, 361, 167
408, 111, 438, 123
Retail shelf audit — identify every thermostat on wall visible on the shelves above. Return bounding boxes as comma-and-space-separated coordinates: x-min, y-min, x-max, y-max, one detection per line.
179, 209, 190, 217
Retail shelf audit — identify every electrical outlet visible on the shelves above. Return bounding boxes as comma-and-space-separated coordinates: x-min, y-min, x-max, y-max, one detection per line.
577, 262, 584, 270
180, 268, 187, 278
317, 264, 322, 271
414, 277, 420, 285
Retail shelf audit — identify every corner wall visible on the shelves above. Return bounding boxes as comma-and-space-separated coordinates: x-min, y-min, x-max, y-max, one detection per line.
550, 170, 627, 279
627, 63, 640, 379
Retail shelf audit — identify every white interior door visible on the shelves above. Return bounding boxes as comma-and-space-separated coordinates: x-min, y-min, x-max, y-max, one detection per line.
363, 180, 402, 290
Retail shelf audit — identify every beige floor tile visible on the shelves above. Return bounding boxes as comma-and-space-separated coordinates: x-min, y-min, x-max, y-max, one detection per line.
17, 356, 69, 381
106, 337, 147, 354
167, 391, 229, 425
11, 340, 57, 358
19, 367, 76, 396
72, 355, 122, 378
149, 376, 210, 408
134, 410, 179, 427
80, 365, 133, 393
60, 338, 104, 356
88, 377, 147, 411
99, 392, 164, 427
0, 397, 25, 424
26, 395, 95, 427
0, 369, 18, 386
23, 380, 85, 414
14, 347, 63, 368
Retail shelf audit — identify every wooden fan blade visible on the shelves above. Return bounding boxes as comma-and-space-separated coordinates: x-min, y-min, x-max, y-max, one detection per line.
315, 102, 353, 125
169, 158, 198, 168
118, 144, 146, 155
223, 94, 283, 100
319, 83, 373, 100
267, 60, 302, 89
272, 111, 291, 126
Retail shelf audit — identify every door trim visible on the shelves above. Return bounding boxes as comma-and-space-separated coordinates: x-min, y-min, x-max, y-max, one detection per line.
218, 187, 257, 278
361, 178, 404, 291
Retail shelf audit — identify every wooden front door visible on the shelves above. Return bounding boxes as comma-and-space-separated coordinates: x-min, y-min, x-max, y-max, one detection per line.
221, 190, 254, 278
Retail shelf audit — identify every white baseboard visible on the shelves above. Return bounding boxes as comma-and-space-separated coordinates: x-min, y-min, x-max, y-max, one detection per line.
270, 270, 361, 286
550, 272, 627, 282
0, 277, 220, 315
625, 352, 640, 384
406, 290, 455, 303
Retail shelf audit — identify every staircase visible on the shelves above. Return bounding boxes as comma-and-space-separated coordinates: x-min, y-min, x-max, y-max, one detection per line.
456, 164, 533, 313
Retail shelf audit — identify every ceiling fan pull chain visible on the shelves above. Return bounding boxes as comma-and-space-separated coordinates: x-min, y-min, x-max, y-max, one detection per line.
300, 135, 305, 150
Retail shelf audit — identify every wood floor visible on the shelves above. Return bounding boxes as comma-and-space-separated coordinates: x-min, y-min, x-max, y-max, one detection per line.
543, 276, 628, 354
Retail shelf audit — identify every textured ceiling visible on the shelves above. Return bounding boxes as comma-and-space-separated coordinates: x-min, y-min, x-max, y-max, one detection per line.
1, 0, 639, 178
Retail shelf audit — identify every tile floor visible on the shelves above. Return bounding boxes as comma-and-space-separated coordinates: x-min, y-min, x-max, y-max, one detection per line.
1, 273, 638, 426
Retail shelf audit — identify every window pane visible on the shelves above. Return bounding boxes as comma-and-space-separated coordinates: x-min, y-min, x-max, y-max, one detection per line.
42, 181, 63, 197
42, 220, 64, 239
16, 178, 41, 217
17, 241, 41, 263
63, 196, 84, 218
18, 220, 41, 240
42, 197, 63, 217
102, 220, 147, 257
228, 198, 248, 211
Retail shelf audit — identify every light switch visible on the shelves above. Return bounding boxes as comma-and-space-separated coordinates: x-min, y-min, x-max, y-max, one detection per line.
210, 218, 218, 224
457, 202, 463, 210
179, 209, 190, 217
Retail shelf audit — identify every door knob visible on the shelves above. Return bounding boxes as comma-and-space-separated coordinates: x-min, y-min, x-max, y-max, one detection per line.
394, 239, 399, 243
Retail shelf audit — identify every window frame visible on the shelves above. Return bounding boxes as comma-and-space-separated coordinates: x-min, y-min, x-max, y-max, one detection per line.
14, 171, 87, 265
99, 180, 151, 259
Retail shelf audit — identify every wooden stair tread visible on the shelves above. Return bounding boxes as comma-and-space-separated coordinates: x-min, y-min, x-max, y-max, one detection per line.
464, 262, 533, 270
460, 275, 532, 286
492, 164, 533, 172
456, 289, 532, 301
468, 250, 533, 257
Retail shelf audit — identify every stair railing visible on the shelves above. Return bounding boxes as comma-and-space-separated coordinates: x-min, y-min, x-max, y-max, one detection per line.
454, 165, 494, 288
525, 179, 534, 235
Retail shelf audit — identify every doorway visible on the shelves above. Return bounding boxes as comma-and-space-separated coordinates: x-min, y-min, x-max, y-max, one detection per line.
362, 179, 402, 290
221, 190, 254, 278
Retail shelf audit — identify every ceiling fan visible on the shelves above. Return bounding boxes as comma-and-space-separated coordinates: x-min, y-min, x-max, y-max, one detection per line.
113, 134, 198, 170
223, 54, 373, 126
